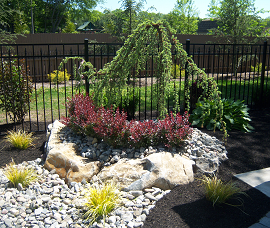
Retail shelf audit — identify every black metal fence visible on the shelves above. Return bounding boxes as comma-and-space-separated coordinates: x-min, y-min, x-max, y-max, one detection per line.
0, 39, 269, 133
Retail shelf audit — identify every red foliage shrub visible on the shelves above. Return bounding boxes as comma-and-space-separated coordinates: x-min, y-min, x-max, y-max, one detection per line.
61, 93, 98, 136
61, 94, 193, 149
128, 120, 159, 148
93, 107, 128, 147
157, 112, 193, 148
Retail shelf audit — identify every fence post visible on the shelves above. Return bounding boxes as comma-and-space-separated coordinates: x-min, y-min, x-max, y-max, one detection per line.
184, 39, 190, 111
260, 41, 267, 108
84, 39, 89, 95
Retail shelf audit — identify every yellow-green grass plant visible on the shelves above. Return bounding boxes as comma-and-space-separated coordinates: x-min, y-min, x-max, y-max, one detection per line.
5, 130, 34, 150
83, 182, 122, 225
3, 159, 38, 188
200, 175, 248, 207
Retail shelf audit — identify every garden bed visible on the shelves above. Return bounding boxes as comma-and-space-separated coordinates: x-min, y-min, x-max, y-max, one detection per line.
0, 107, 270, 227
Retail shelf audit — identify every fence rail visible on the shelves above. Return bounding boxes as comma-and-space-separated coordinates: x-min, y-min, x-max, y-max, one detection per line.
0, 39, 269, 133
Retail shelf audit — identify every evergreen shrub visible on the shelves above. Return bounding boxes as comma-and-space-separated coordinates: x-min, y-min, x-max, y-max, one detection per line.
0, 59, 33, 122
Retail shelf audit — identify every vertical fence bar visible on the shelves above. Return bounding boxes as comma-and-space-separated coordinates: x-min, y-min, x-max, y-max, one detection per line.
25, 48, 32, 132
252, 47, 258, 108
48, 45, 53, 124
151, 55, 154, 119
260, 41, 268, 108
184, 39, 190, 111
40, 48, 46, 130
247, 45, 253, 107
84, 39, 89, 95
32, 44, 39, 131
265, 45, 270, 97
216, 46, 220, 85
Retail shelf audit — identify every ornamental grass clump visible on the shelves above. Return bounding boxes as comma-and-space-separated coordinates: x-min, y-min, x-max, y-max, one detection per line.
200, 175, 248, 207
83, 182, 122, 225
3, 159, 38, 188
5, 130, 34, 150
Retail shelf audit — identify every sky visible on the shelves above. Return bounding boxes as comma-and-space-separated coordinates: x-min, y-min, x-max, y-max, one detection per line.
95, 0, 270, 19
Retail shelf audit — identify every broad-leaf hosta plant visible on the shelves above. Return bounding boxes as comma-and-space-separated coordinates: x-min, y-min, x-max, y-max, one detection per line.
4, 159, 38, 188
190, 98, 253, 133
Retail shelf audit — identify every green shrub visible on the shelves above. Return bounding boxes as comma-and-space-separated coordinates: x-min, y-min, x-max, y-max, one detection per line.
83, 182, 122, 225
0, 59, 33, 122
190, 98, 253, 132
47, 69, 71, 84
4, 159, 38, 188
171, 64, 185, 79
250, 62, 266, 73
200, 175, 247, 207
5, 130, 34, 150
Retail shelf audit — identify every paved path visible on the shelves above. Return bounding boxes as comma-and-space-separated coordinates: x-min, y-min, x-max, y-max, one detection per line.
235, 168, 270, 228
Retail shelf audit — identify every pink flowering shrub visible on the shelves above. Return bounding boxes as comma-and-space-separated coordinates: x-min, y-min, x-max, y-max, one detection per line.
62, 94, 193, 149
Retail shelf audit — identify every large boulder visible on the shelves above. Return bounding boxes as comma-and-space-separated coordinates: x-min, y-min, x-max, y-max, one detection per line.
44, 120, 194, 189
44, 121, 101, 184
97, 152, 194, 191
44, 143, 101, 184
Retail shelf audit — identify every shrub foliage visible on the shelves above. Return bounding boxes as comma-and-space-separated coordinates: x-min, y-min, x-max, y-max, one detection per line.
0, 59, 33, 122
59, 21, 221, 117
47, 69, 71, 84
61, 93, 192, 148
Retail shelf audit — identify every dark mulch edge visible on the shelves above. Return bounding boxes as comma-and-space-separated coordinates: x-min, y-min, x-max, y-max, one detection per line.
1, 108, 270, 228
143, 107, 270, 228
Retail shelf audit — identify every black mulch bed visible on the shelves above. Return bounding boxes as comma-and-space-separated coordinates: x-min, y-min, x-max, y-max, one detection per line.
0, 108, 270, 228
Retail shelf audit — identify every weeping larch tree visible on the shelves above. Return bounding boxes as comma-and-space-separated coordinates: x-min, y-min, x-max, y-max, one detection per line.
61, 20, 227, 138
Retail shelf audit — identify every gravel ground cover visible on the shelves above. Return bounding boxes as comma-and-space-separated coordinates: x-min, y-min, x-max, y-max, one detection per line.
0, 107, 270, 228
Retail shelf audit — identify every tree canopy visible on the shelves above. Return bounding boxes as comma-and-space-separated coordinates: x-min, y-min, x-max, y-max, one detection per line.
1, 0, 269, 41
166, 0, 199, 34
208, 0, 269, 44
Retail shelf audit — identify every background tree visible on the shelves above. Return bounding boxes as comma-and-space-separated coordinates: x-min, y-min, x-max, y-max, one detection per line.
137, 11, 166, 23
264, 16, 270, 34
208, 0, 268, 44
166, 0, 199, 34
100, 9, 125, 38
71, 9, 103, 30
0, 0, 20, 43
120, 0, 146, 35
